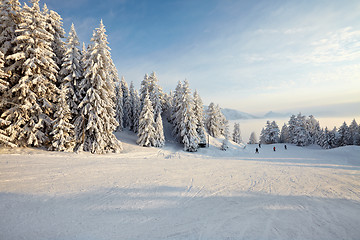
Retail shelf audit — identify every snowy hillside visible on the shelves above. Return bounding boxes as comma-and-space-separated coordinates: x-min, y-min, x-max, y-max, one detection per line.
1, 131, 360, 240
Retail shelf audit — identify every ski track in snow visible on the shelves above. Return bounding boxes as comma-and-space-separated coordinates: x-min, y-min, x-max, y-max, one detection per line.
1, 132, 360, 240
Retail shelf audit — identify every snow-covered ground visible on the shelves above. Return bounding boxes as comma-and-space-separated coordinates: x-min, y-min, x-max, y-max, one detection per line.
1, 131, 360, 240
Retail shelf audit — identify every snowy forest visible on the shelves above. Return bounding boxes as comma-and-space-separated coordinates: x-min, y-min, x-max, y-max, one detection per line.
0, 0, 232, 153
0, 0, 359, 154
259, 114, 360, 149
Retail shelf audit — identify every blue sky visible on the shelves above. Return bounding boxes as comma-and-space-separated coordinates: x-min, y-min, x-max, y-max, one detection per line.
29, 0, 360, 116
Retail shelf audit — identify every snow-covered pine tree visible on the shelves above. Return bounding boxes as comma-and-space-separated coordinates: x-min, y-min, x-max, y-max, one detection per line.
128, 81, 136, 131
221, 122, 230, 151
232, 122, 242, 144
349, 119, 359, 145
42, 3, 65, 68
0, 51, 9, 93
329, 127, 339, 148
337, 121, 351, 146
114, 79, 123, 131
139, 73, 150, 110
260, 121, 279, 144
306, 115, 321, 144
148, 72, 163, 118
259, 128, 266, 144
74, 20, 121, 153
154, 111, 165, 147
193, 90, 207, 146
121, 76, 131, 129
280, 123, 290, 143
132, 89, 141, 133
248, 131, 258, 144
49, 84, 74, 151
0, 0, 21, 69
172, 81, 183, 139
137, 90, 156, 147
205, 102, 222, 138
59, 23, 82, 119
177, 80, 199, 152
3, 0, 60, 147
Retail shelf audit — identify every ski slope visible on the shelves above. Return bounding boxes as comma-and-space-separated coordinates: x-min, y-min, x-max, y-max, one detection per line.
1, 131, 360, 240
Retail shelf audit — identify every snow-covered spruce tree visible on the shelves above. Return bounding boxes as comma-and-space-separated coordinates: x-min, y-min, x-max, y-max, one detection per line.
193, 90, 207, 146
306, 115, 321, 144
176, 80, 199, 152
221, 122, 230, 151
349, 119, 359, 145
42, 3, 65, 68
132, 89, 141, 133
59, 23, 82, 119
248, 131, 258, 144
171, 81, 183, 139
121, 76, 131, 129
205, 102, 222, 138
128, 81, 136, 131
280, 123, 290, 143
260, 121, 279, 144
0, 51, 15, 147
3, 0, 60, 147
139, 73, 150, 110
154, 111, 165, 147
74, 20, 121, 153
287, 113, 311, 146
0, 51, 9, 93
148, 72, 164, 118
232, 122, 242, 144
0, 0, 21, 67
337, 121, 351, 146
137, 91, 156, 147
114, 79, 123, 131
49, 84, 74, 151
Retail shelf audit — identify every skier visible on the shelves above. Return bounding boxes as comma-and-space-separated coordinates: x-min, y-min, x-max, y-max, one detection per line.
284, 145, 287, 150
273, 146, 276, 151
255, 148, 259, 154
259, 143, 261, 148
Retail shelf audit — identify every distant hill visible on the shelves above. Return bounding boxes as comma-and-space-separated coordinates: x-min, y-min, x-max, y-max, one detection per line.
220, 108, 258, 120
263, 111, 292, 119
204, 106, 293, 120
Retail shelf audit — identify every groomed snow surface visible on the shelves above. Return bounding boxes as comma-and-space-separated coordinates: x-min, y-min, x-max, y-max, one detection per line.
1, 131, 360, 240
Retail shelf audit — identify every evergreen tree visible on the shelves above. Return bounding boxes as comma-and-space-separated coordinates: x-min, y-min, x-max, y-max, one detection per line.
49, 84, 74, 151
177, 80, 199, 152
42, 3, 65, 68
137, 91, 156, 147
172, 81, 183, 139
3, 0, 60, 147
0, 51, 9, 93
349, 119, 359, 145
248, 131, 258, 144
59, 23, 82, 118
260, 121, 279, 144
221, 122, 230, 151
132, 89, 141, 133
128, 81, 136, 131
74, 20, 121, 153
205, 102, 222, 138
121, 76, 131, 128
337, 122, 351, 146
0, 0, 21, 71
114, 79, 123, 131
280, 123, 290, 143
232, 122, 242, 144
154, 111, 165, 147
193, 90, 206, 146
306, 115, 321, 144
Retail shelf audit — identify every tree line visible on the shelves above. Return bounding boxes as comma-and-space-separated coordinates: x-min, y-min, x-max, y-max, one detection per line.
259, 113, 360, 149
